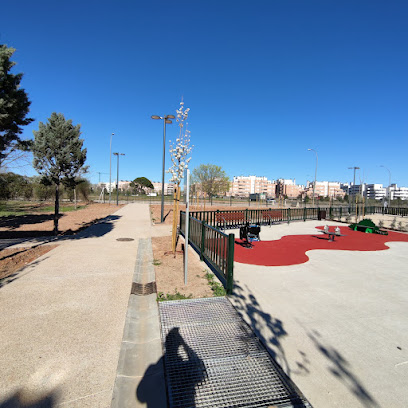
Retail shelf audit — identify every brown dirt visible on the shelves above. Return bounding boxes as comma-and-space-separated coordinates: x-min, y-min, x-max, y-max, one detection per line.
0, 202, 124, 279
151, 235, 214, 299
0, 245, 58, 281
0, 203, 124, 238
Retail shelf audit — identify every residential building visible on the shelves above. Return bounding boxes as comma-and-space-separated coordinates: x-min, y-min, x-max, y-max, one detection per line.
229, 176, 276, 198
275, 179, 304, 198
365, 184, 386, 200
152, 182, 176, 195
389, 185, 408, 200
306, 181, 346, 198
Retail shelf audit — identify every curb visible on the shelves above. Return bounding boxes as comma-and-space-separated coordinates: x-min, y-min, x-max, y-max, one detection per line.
111, 238, 166, 407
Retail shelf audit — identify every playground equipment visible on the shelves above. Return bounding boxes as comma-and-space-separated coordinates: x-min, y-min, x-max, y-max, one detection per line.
349, 218, 388, 235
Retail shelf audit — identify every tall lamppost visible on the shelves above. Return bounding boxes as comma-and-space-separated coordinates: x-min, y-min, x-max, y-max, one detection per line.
151, 114, 175, 223
113, 152, 125, 205
307, 148, 318, 206
109, 133, 114, 205
380, 165, 391, 203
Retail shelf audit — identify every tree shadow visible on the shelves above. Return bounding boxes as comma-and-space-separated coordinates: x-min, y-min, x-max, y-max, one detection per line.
232, 282, 310, 378
0, 214, 60, 230
0, 255, 52, 289
306, 329, 380, 408
136, 327, 206, 407
0, 215, 120, 240
0, 390, 58, 407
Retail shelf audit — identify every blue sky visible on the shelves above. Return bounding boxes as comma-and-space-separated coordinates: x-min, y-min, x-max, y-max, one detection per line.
2, 0, 407, 187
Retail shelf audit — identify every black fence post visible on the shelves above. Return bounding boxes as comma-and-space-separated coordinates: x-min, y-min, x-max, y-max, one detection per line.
200, 220, 205, 261
226, 233, 235, 295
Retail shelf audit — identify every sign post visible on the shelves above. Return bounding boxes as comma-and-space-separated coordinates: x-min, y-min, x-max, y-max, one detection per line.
184, 169, 190, 285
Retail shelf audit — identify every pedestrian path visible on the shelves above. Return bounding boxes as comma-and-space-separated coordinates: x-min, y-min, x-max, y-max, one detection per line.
159, 297, 312, 408
0, 204, 155, 407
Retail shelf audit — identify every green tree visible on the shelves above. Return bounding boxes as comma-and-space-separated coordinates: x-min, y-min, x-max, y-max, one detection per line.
0, 44, 33, 167
192, 164, 230, 198
130, 177, 154, 195
32, 113, 87, 234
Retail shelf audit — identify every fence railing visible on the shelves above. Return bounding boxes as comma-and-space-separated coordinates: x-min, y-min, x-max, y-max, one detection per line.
188, 207, 323, 229
180, 211, 234, 294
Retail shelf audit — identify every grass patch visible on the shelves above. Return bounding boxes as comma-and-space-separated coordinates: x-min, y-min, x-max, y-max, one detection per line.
152, 259, 162, 266
157, 290, 193, 302
205, 272, 226, 297
0, 201, 86, 216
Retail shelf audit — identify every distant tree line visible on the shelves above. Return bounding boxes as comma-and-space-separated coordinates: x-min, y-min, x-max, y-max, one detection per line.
0, 172, 91, 202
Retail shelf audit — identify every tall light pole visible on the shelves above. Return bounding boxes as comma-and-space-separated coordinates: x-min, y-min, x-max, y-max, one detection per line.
151, 114, 175, 223
380, 165, 391, 202
348, 166, 360, 200
113, 152, 125, 205
307, 149, 318, 206
109, 133, 114, 205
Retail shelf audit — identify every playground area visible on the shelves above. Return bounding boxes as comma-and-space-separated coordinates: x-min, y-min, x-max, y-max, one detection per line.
229, 219, 408, 407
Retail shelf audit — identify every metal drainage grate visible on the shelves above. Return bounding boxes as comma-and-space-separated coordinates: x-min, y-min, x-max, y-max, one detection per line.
159, 297, 311, 408
131, 281, 157, 296
116, 237, 134, 241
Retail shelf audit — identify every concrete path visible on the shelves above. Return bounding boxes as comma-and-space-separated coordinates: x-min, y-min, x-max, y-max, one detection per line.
230, 220, 408, 408
0, 204, 168, 407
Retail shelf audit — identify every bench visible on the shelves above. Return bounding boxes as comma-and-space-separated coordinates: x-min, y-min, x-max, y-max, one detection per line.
215, 212, 246, 229
262, 211, 283, 225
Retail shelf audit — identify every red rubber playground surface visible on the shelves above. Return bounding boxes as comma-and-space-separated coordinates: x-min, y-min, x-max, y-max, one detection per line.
234, 225, 408, 266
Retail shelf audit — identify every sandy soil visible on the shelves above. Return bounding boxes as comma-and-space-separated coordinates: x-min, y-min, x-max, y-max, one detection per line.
0, 203, 124, 237
151, 235, 214, 299
0, 203, 124, 281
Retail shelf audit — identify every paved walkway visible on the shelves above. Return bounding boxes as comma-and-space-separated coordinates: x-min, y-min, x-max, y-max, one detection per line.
0, 204, 169, 407
230, 220, 408, 408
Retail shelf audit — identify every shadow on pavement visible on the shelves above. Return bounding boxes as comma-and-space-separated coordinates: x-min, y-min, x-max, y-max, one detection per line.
136, 327, 205, 407
0, 215, 121, 290
0, 390, 58, 407
232, 282, 310, 378
0, 214, 58, 231
307, 329, 380, 408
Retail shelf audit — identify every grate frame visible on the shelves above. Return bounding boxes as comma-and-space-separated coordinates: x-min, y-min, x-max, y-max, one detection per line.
159, 297, 312, 408
131, 281, 157, 295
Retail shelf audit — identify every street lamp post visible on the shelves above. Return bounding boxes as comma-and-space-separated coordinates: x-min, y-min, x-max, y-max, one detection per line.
380, 165, 391, 203
109, 133, 114, 205
113, 152, 125, 205
307, 149, 318, 207
151, 114, 175, 223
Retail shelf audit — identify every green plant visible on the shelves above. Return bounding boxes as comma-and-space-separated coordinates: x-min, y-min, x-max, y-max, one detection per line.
157, 290, 192, 302
390, 218, 397, 229
378, 220, 384, 228
205, 271, 226, 297
152, 259, 161, 266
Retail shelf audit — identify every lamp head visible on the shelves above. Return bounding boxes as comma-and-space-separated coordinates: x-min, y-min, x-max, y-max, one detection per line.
151, 115, 161, 120
165, 119, 172, 124
167, 115, 176, 119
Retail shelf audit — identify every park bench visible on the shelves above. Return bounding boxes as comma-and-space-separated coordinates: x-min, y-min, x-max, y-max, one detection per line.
261, 211, 283, 225
215, 212, 246, 229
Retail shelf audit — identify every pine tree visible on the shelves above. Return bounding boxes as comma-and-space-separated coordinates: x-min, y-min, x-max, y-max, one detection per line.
0, 44, 33, 166
32, 113, 87, 234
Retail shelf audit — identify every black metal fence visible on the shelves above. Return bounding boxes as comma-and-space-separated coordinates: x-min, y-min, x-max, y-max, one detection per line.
180, 212, 234, 294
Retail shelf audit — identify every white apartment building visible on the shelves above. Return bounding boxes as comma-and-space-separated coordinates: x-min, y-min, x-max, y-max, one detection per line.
389, 185, 408, 200
365, 184, 386, 200
152, 182, 176, 195
229, 176, 276, 197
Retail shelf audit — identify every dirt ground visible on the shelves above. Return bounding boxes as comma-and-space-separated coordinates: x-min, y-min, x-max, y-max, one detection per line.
151, 235, 214, 299
0, 203, 124, 282
0, 203, 124, 237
